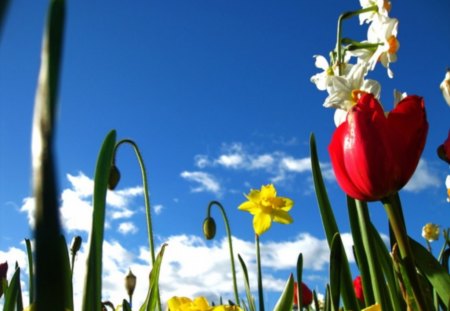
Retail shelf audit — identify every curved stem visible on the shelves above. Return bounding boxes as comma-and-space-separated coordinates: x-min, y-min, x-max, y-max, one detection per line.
113, 139, 160, 311
206, 201, 240, 306
382, 193, 429, 311
256, 234, 265, 311
334, 5, 379, 75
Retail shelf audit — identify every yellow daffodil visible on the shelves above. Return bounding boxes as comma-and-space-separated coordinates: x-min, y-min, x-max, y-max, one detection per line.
238, 184, 293, 235
422, 223, 440, 242
166, 296, 243, 311
362, 303, 382, 311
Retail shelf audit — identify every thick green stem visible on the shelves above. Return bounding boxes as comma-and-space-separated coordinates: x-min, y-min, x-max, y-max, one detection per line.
113, 139, 160, 311
382, 194, 429, 311
256, 234, 265, 311
206, 201, 240, 306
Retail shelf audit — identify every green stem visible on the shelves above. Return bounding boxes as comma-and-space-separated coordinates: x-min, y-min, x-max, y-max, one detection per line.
206, 201, 240, 306
256, 234, 265, 311
335, 5, 378, 75
113, 139, 160, 311
382, 194, 429, 311
355, 200, 390, 310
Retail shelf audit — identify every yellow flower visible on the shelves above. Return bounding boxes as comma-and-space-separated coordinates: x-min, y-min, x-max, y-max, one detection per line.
238, 184, 294, 235
422, 223, 440, 242
166, 296, 243, 311
167, 296, 211, 311
362, 303, 381, 311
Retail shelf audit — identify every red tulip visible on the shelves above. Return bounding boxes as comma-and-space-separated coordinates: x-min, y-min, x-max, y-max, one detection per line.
0, 261, 8, 298
353, 276, 364, 304
293, 281, 313, 307
328, 93, 428, 201
437, 130, 450, 164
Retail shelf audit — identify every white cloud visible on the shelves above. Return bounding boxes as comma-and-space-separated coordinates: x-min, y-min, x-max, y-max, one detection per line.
180, 171, 221, 194
118, 222, 138, 235
404, 159, 440, 192
19, 172, 144, 234
154, 204, 164, 215
280, 157, 311, 173
216, 154, 244, 168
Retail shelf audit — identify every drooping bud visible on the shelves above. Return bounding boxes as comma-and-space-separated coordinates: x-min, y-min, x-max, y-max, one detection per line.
203, 217, 216, 240
440, 69, 450, 107
108, 164, 121, 190
70, 235, 82, 256
125, 269, 137, 298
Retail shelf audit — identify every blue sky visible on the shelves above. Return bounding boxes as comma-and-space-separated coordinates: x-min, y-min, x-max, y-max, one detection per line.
0, 0, 449, 309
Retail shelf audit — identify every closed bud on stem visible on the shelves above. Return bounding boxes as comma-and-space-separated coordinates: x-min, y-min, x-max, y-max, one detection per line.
125, 268, 137, 298
70, 236, 82, 256
108, 164, 121, 190
203, 216, 216, 240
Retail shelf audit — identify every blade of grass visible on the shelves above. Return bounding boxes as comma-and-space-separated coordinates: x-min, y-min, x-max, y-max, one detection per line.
296, 253, 303, 308
329, 234, 342, 311
59, 235, 74, 311
273, 274, 294, 311
82, 130, 117, 311
310, 134, 359, 310
238, 254, 256, 311
31, 0, 66, 310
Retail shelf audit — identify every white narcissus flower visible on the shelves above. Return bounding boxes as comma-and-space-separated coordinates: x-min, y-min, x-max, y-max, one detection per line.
422, 223, 440, 242
310, 55, 352, 91
366, 17, 399, 78
359, 0, 391, 24
446, 175, 450, 203
440, 69, 450, 106
324, 62, 380, 109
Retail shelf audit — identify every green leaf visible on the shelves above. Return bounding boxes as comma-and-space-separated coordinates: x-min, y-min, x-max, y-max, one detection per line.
273, 274, 294, 311
139, 244, 167, 311
82, 130, 117, 311
25, 239, 34, 305
329, 234, 342, 311
238, 254, 256, 311
410, 238, 450, 309
3, 266, 22, 311
122, 300, 132, 311
59, 235, 74, 311
310, 134, 359, 311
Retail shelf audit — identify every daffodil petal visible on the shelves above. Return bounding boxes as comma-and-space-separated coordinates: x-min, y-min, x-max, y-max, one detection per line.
273, 210, 293, 224
253, 212, 272, 235
238, 201, 259, 214
279, 197, 294, 211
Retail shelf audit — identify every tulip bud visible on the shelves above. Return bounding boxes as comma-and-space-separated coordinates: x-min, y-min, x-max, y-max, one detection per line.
437, 130, 450, 165
125, 269, 137, 298
202, 217, 216, 240
422, 223, 440, 242
70, 236, 82, 256
0, 261, 8, 298
108, 165, 121, 190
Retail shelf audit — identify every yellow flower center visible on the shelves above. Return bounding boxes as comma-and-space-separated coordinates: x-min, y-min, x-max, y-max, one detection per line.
387, 35, 399, 54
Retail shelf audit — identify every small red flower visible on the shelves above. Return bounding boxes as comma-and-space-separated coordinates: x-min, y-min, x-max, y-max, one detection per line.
437, 130, 450, 164
353, 276, 364, 304
0, 261, 8, 298
328, 93, 428, 201
293, 281, 313, 307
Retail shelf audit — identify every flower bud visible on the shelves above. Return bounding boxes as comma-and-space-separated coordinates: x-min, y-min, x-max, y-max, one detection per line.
202, 217, 216, 240
70, 236, 82, 256
437, 130, 450, 165
125, 269, 137, 298
422, 223, 440, 242
0, 261, 8, 298
108, 165, 121, 190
